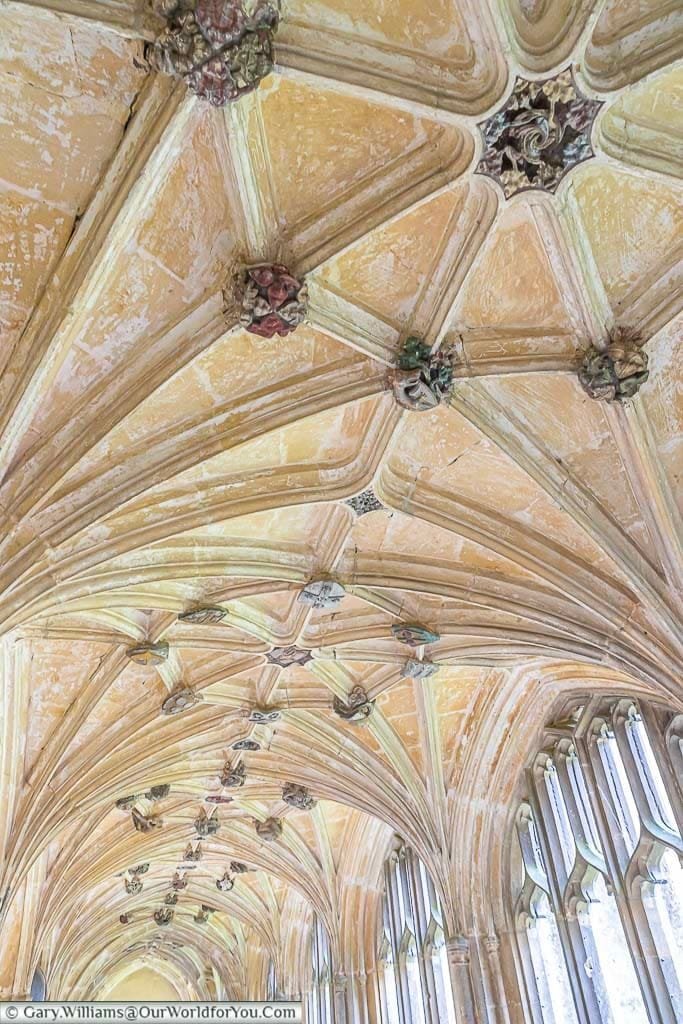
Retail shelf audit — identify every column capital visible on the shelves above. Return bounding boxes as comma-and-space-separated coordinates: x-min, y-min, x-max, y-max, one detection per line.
445, 935, 470, 965
332, 971, 348, 993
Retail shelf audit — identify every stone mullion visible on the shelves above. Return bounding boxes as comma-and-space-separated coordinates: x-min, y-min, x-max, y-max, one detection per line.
640, 706, 683, 834
611, 702, 683, 848
385, 858, 411, 1024
405, 851, 439, 1024
481, 934, 512, 1024
526, 775, 596, 1024
577, 730, 672, 1024
509, 915, 546, 1024
396, 854, 419, 1024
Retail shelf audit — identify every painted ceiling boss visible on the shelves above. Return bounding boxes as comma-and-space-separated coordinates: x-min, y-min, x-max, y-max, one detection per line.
150, 0, 280, 107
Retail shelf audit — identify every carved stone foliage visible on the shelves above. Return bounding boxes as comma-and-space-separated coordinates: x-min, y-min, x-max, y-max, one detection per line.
332, 685, 375, 724
178, 606, 226, 624
578, 328, 649, 402
390, 337, 455, 411
195, 809, 220, 837
236, 264, 308, 338
132, 809, 162, 833
233, 739, 260, 751
255, 817, 283, 841
165, 892, 178, 906
150, 0, 280, 107
216, 872, 235, 892
402, 658, 439, 680
266, 645, 313, 668
125, 876, 143, 895
171, 872, 188, 891
248, 705, 281, 723
476, 69, 603, 198
221, 761, 246, 787
161, 688, 201, 715
154, 908, 174, 926
391, 623, 440, 647
298, 580, 346, 609
127, 641, 169, 666
344, 488, 385, 516
282, 782, 316, 811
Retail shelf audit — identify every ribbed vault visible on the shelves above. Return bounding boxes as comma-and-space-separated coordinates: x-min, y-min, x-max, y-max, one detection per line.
0, 0, 681, 1009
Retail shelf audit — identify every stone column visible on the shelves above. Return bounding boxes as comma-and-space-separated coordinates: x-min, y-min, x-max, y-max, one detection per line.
484, 934, 511, 1024
333, 972, 348, 1024
445, 936, 477, 1024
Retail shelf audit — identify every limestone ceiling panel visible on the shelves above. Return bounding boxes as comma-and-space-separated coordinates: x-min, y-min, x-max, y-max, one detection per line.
0, 0, 681, 1001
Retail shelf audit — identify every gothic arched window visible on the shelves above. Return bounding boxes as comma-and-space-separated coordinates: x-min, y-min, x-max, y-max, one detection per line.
30, 968, 47, 1002
378, 843, 456, 1024
307, 914, 334, 1024
512, 698, 683, 1024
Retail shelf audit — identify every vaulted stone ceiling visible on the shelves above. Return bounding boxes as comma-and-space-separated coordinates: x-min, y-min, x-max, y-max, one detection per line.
0, 0, 681, 1006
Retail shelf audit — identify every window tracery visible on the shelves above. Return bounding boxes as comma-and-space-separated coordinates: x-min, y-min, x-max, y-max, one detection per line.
378, 844, 456, 1024
513, 698, 683, 1024
307, 915, 334, 1024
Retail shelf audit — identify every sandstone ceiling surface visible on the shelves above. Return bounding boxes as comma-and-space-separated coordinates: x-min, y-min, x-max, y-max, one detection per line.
0, 0, 681, 1004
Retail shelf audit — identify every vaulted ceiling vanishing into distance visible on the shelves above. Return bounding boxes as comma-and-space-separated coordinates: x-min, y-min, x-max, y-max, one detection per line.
0, 0, 681, 1007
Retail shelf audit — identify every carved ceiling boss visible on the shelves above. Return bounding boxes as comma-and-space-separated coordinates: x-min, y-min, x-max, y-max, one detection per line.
392, 623, 441, 647
178, 606, 227, 624
150, 0, 280, 107
579, 328, 650, 402
299, 580, 346, 609
266, 645, 313, 668
476, 69, 603, 198
390, 337, 456, 411
332, 685, 376, 724
255, 817, 283, 841
236, 263, 308, 337
161, 688, 202, 715
282, 782, 317, 811
195, 809, 220, 836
